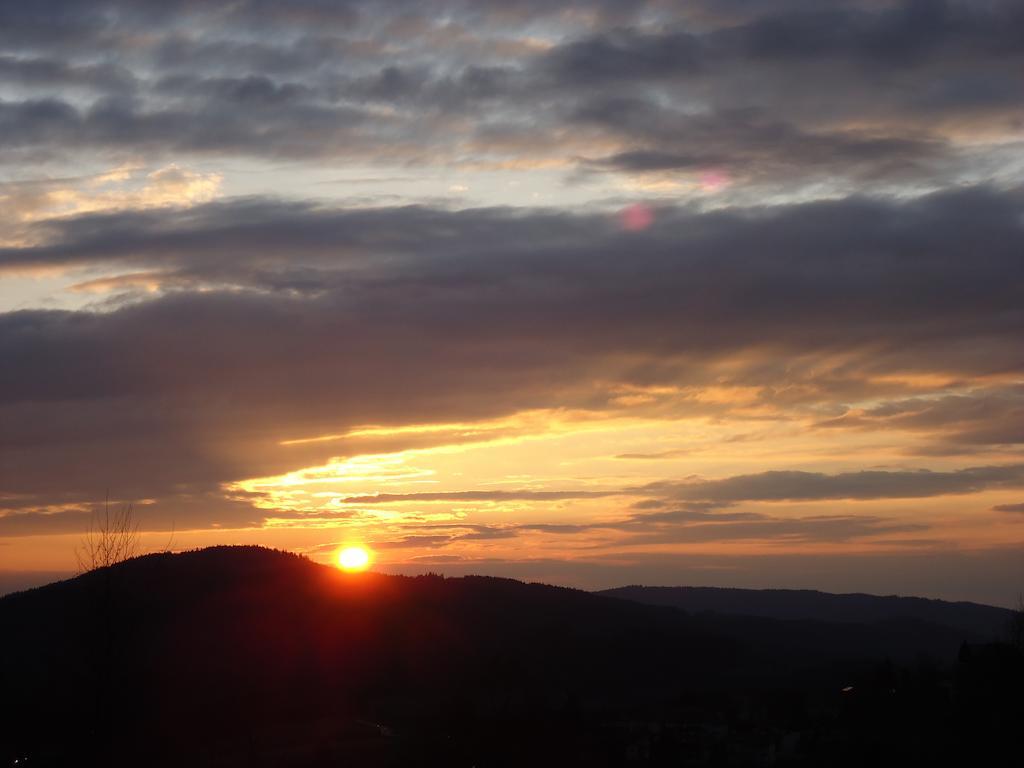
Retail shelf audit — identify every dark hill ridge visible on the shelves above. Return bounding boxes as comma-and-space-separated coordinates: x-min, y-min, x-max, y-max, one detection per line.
2, 546, 1022, 767
598, 585, 1013, 640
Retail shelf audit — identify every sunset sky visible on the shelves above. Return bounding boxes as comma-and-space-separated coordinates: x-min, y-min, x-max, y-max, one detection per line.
2, 0, 1023, 605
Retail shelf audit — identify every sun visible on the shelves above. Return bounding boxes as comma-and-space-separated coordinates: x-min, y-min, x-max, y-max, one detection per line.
337, 545, 372, 572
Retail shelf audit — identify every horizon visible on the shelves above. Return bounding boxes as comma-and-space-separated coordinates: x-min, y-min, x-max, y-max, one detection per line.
3, 0, 1024, 608
1, 543, 1020, 609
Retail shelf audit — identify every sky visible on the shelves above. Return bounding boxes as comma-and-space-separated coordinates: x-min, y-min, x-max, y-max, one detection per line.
1, 0, 1023, 605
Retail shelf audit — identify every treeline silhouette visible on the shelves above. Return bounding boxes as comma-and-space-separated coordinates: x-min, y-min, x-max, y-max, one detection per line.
599, 585, 1013, 639
1, 546, 1022, 766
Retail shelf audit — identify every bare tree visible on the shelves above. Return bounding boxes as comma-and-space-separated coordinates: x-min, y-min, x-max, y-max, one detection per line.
73, 495, 144, 762
76, 495, 140, 573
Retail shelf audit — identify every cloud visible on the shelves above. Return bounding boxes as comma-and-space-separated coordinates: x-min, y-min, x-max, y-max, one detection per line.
993, 503, 1024, 514
721, 1, 1024, 66
1, 1, 1022, 191
616, 449, 690, 460
817, 386, 1024, 452
2, 1, 1023, 542
0, 96, 374, 161
338, 490, 616, 504
367, 525, 522, 550
0, 508, 92, 536
0, 55, 136, 92
371, 535, 454, 550
0, 184, 1022, 527
542, 28, 702, 84
575, 106, 949, 185
0, 164, 222, 242
0, 492, 264, 537
355, 504, 923, 553
649, 464, 1024, 503
611, 513, 927, 546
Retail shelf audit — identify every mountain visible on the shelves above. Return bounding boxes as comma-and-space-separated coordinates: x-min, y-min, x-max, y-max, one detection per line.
2, 546, 1022, 767
598, 585, 1013, 640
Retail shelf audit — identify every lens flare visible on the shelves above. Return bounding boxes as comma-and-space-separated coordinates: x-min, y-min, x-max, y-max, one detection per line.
619, 203, 654, 231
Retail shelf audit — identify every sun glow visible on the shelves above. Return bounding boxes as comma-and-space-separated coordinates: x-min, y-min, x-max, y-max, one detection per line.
337, 545, 372, 572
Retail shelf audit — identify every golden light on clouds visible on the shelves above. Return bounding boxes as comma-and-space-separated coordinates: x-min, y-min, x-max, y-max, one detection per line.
214, 395, 1024, 574
4, 0, 1024, 611
1, 163, 222, 234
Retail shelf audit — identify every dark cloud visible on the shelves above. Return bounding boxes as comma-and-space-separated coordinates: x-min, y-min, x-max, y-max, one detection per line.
610, 514, 927, 546
542, 29, 702, 84
355, 504, 922, 552
0, 96, 372, 159
0, 55, 136, 92
153, 74, 313, 106
1, 1, 1021, 186
367, 525, 520, 550
0, 492, 264, 537
577, 107, 948, 183
150, 34, 362, 76
630, 508, 756, 524
371, 535, 453, 550
316, 460, 1024, 549
649, 464, 1024, 503
724, 1, 1024, 65
993, 503, 1024, 514
365, 501, 927, 553
518, 523, 596, 534
338, 490, 616, 504
576, 502, 922, 544
2, 185, 1021, 376
553, 1, 1024, 184
0, 508, 91, 537
458, 528, 519, 541
1, 185, 1022, 526
615, 450, 690, 460
818, 386, 1024, 452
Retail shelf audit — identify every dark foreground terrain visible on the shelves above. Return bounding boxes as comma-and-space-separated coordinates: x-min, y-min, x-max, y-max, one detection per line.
2, 547, 1022, 767
599, 585, 1014, 638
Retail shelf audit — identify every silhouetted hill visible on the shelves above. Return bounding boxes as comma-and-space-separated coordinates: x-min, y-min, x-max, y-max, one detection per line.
598, 585, 1012, 640
2, 547, 1022, 767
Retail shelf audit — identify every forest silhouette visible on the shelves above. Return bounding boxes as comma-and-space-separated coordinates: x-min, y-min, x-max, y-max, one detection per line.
2, 546, 1023, 766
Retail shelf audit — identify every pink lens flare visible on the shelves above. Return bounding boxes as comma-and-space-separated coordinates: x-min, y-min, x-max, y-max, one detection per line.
699, 169, 730, 192
619, 203, 654, 231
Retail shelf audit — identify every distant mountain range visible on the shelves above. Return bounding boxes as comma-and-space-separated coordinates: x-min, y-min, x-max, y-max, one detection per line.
599, 585, 1013, 640
2, 547, 1021, 767
0, 571, 71, 597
